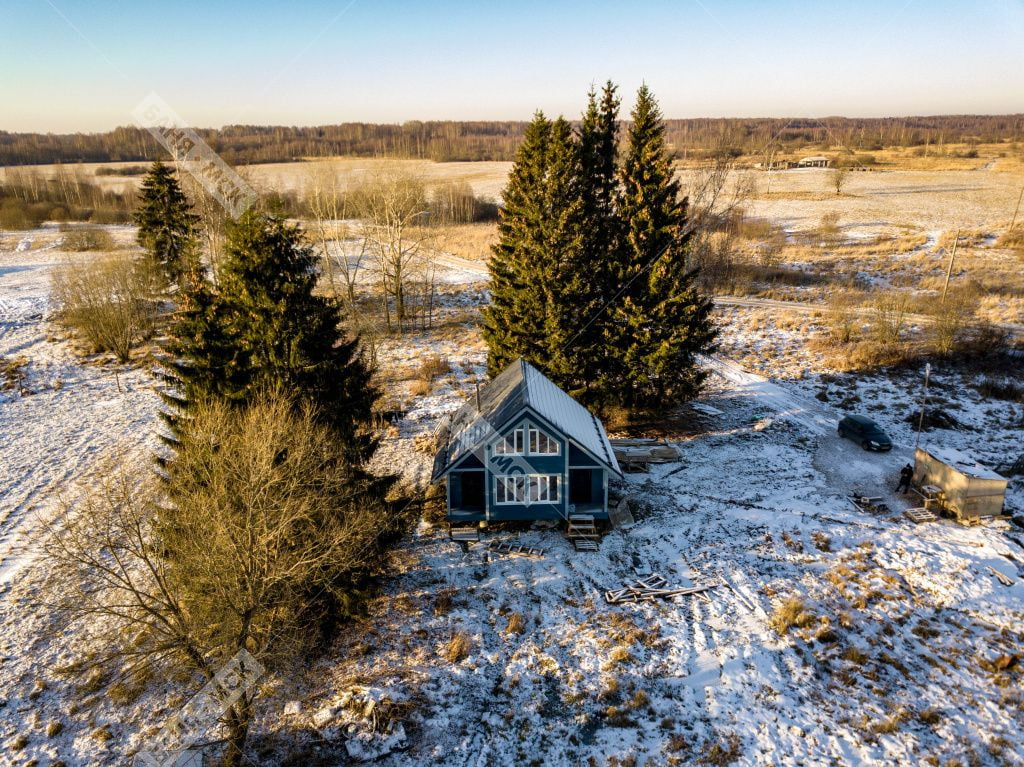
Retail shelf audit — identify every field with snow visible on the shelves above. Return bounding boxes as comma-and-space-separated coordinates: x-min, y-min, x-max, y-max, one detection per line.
0, 162, 1022, 765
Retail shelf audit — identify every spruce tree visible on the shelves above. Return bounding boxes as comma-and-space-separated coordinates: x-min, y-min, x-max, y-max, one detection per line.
483, 112, 553, 375
161, 210, 379, 464
612, 85, 718, 408
539, 117, 587, 392
135, 161, 198, 288
571, 82, 622, 403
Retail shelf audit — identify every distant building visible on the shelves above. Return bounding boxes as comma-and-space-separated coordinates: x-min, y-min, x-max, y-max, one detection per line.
431, 359, 622, 524
797, 156, 830, 168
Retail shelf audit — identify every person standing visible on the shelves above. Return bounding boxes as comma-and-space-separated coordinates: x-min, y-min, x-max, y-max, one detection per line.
896, 464, 914, 494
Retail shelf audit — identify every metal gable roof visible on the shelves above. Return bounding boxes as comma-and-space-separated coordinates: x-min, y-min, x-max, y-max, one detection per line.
432, 359, 621, 480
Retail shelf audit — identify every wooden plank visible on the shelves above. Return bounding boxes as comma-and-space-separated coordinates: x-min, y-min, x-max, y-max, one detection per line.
987, 566, 1014, 587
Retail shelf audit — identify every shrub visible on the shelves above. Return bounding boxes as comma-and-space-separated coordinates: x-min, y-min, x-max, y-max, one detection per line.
927, 287, 978, 356
46, 720, 64, 737
51, 252, 160, 361
416, 354, 450, 381
62, 226, 115, 251
870, 292, 911, 344
818, 212, 842, 245
976, 377, 1024, 403
826, 292, 860, 344
997, 226, 1024, 252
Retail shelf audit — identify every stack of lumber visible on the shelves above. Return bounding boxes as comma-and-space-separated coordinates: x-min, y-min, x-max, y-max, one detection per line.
605, 574, 719, 604
904, 507, 939, 524
487, 540, 545, 559
610, 439, 681, 472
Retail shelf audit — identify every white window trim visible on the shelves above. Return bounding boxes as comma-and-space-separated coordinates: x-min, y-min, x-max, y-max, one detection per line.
494, 474, 560, 505
528, 426, 560, 456
494, 428, 525, 455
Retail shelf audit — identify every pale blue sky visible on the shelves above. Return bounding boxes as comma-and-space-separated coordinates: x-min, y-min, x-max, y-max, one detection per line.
2, 0, 1022, 132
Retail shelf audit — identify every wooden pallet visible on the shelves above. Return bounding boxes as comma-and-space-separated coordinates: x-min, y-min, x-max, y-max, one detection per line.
486, 540, 545, 559
573, 538, 600, 552
904, 507, 938, 524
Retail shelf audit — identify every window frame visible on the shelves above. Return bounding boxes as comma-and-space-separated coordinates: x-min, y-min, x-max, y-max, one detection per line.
494, 474, 560, 505
493, 428, 525, 455
528, 426, 560, 456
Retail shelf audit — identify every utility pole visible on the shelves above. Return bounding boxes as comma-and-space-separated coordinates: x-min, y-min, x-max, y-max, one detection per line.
915, 362, 931, 450
940, 229, 959, 303
1010, 184, 1024, 232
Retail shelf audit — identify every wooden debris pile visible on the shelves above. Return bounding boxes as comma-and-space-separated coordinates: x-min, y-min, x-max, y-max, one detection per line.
487, 540, 545, 559
850, 494, 891, 514
605, 573, 719, 604
611, 438, 681, 472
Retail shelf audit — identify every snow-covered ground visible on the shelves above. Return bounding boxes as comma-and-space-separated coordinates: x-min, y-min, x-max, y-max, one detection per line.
0, 224, 1021, 766
263, 343, 1022, 767
0, 229, 161, 597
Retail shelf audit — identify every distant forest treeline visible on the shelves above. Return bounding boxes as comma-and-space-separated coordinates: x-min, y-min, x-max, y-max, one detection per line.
2, 115, 1023, 166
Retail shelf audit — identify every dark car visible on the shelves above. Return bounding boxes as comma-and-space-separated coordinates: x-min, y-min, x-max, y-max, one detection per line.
838, 415, 892, 451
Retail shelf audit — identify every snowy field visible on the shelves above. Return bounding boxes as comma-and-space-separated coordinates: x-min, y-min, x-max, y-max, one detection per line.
0, 222, 1021, 766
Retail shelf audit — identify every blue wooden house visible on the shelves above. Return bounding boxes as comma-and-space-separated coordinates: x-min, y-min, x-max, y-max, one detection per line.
431, 359, 622, 523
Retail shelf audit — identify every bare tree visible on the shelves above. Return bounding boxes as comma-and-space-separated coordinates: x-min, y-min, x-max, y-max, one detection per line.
829, 166, 849, 196
350, 170, 434, 332
178, 172, 228, 283
306, 164, 368, 306
41, 393, 408, 766
681, 152, 756, 291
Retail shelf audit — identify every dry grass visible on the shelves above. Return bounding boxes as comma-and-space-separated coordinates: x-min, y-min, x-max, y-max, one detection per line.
0, 355, 29, 391
698, 733, 743, 765
505, 612, 526, 636
437, 222, 499, 263
441, 631, 472, 664
769, 597, 815, 635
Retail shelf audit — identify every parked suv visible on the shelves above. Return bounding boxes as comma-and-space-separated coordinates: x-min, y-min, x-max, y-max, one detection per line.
838, 415, 892, 451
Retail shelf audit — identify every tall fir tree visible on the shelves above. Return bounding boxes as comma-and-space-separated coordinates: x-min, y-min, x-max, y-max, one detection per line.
611, 85, 718, 408
571, 82, 622, 403
538, 117, 587, 391
135, 161, 199, 288
160, 210, 380, 465
483, 112, 553, 376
